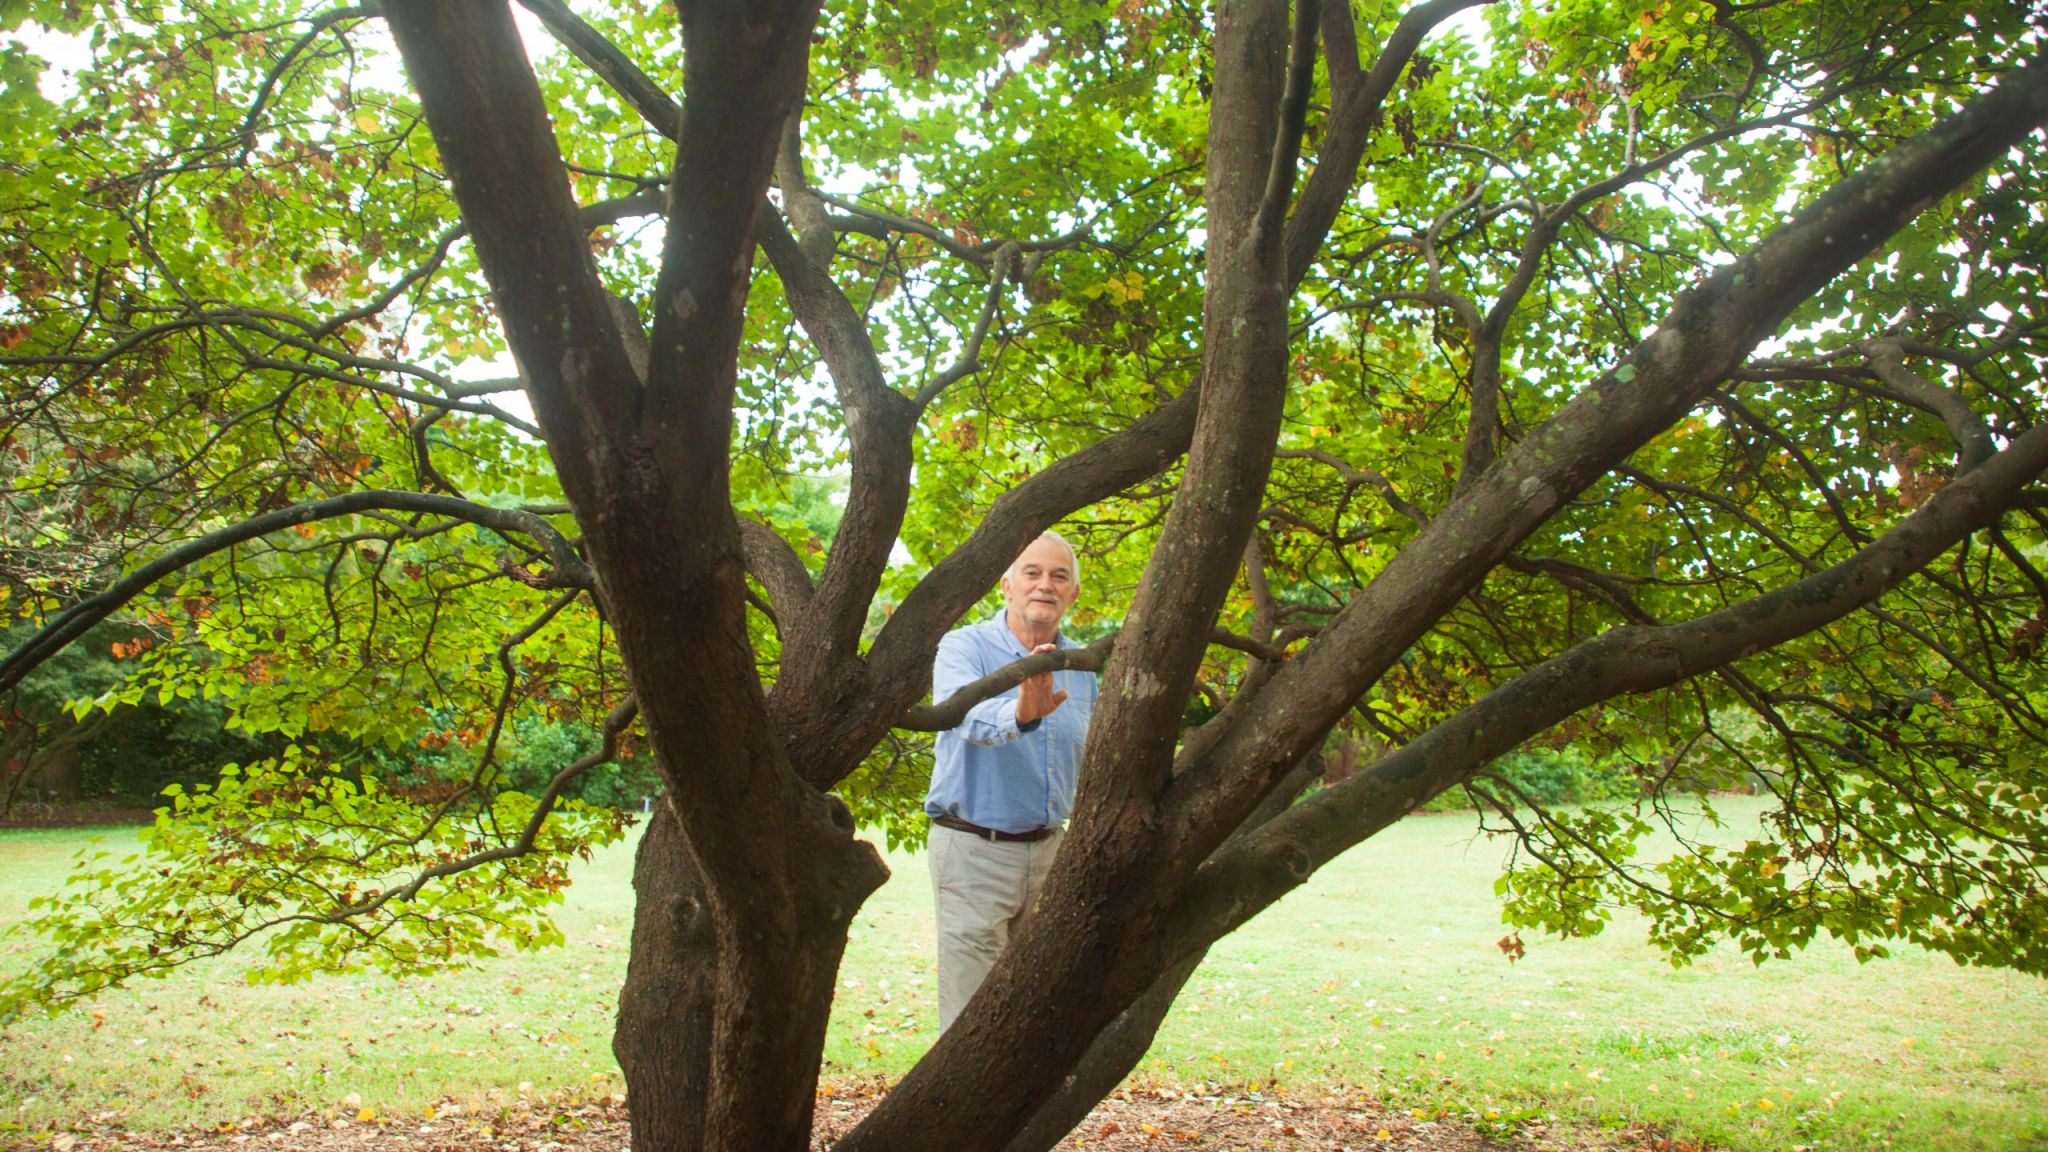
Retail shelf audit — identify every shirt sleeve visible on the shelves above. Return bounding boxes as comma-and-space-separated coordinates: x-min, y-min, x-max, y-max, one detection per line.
933, 631, 1027, 746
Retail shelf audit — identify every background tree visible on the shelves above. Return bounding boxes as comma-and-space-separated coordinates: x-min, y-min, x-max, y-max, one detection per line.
2, 2, 2045, 1151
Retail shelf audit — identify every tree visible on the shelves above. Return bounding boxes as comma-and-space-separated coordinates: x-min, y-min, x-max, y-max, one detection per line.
3, 1, 2046, 1150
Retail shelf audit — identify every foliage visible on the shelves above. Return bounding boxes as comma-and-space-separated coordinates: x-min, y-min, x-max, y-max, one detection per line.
2, 745, 630, 1018
70, 692, 276, 801
378, 712, 663, 812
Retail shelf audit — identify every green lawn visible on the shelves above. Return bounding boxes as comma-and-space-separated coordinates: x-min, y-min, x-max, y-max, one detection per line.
4, 798, 2045, 1150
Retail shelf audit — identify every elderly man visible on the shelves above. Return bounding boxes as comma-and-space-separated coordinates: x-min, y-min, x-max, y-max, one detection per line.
925, 530, 1098, 1031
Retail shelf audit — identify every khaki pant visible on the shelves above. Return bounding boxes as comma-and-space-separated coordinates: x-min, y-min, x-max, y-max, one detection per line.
928, 823, 1064, 1032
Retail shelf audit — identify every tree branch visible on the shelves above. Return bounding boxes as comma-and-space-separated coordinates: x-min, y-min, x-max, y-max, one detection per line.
896, 635, 1117, 732
0, 490, 591, 696
1169, 50, 2048, 851
1282, 0, 1500, 290
737, 515, 816, 620
1170, 415, 2048, 969
353, 695, 640, 919
1860, 337, 1996, 474
913, 243, 1016, 411
756, 208, 916, 659
384, 1, 643, 494
514, 0, 681, 141
640, 0, 820, 454
893, 621, 1305, 734
1275, 447, 1430, 526
1251, 0, 1321, 246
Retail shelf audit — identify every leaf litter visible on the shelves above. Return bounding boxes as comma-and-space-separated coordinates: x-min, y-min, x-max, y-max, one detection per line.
11, 1078, 1696, 1152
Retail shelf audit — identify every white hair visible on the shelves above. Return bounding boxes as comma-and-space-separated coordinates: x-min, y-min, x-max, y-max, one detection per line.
1007, 530, 1080, 586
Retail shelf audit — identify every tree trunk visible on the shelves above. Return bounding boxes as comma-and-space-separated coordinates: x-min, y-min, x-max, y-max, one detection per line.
613, 801, 715, 1152
33, 742, 81, 802
612, 781, 1224, 1152
999, 952, 1205, 1152
998, 758, 1320, 1152
613, 787, 881, 1152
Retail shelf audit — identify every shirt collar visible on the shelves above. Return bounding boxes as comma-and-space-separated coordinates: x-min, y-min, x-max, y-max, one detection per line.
986, 609, 1070, 655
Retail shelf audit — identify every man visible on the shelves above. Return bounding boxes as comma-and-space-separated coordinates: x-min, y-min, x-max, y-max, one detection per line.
925, 530, 1097, 1031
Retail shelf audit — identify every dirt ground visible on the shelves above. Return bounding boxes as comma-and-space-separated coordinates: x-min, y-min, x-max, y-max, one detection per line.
13, 1080, 1700, 1152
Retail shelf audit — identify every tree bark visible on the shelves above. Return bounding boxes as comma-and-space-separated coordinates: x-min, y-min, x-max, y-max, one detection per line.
999, 759, 1318, 1152
841, 6, 1325, 1148
386, 6, 885, 1150
997, 953, 1205, 1152
612, 802, 715, 1152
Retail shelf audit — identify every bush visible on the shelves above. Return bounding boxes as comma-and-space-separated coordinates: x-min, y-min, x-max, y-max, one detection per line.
1, 621, 277, 807
79, 696, 279, 803
1420, 746, 1638, 812
499, 715, 663, 810
374, 712, 661, 813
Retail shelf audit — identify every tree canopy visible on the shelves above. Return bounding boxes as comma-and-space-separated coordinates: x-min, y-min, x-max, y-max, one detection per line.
2, 1, 2045, 1149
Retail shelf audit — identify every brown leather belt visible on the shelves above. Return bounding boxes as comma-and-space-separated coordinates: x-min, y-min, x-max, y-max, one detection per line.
932, 813, 1056, 843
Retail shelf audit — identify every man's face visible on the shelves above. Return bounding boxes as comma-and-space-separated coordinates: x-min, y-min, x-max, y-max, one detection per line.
1001, 537, 1080, 631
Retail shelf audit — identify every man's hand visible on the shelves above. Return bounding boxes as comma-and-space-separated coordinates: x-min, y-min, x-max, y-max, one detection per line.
1015, 642, 1068, 725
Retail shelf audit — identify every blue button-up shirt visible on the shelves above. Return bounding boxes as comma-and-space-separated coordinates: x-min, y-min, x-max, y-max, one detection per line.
925, 613, 1098, 834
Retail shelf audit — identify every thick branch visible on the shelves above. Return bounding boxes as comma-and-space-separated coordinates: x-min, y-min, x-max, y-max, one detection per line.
897, 635, 1117, 732
1072, 0, 1304, 821
1282, 0, 1499, 290
384, 1, 642, 493
1861, 338, 1996, 474
737, 515, 817, 619
996, 757, 1323, 1152
756, 209, 916, 658
1251, 0, 1321, 246
641, 0, 820, 458
514, 0, 681, 140
894, 626, 1292, 733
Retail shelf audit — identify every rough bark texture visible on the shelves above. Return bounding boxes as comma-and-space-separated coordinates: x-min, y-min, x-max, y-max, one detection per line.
998, 760, 1322, 1152
997, 953, 1207, 1152
386, 4, 887, 1150
611, 804, 714, 1152
835, 9, 1318, 1151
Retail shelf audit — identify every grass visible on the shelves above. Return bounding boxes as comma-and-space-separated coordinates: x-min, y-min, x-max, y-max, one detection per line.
3, 797, 2045, 1150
